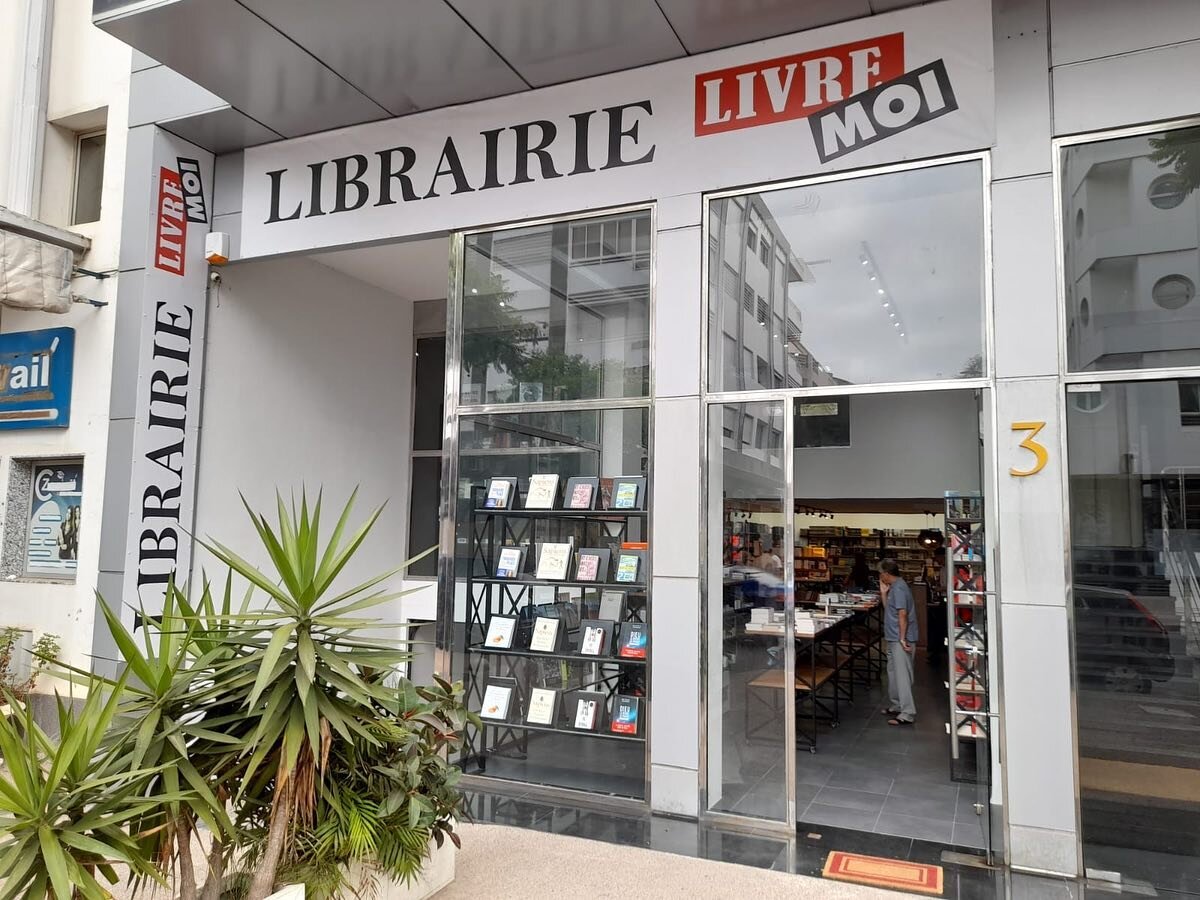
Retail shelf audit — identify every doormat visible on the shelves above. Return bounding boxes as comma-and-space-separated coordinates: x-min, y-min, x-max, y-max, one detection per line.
822, 851, 943, 895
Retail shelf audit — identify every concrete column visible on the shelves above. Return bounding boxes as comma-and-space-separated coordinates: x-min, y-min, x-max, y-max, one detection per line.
649, 194, 703, 817
991, 0, 1081, 876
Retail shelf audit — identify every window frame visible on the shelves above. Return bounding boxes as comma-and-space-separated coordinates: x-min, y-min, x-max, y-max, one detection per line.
71, 129, 106, 226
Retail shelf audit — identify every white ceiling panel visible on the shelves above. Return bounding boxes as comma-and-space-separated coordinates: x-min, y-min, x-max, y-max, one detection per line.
449, 0, 685, 87
100, 0, 389, 136
240, 0, 528, 113
311, 238, 451, 301
655, 0, 873, 53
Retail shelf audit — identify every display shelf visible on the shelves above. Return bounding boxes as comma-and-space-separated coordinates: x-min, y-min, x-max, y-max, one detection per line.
471, 576, 647, 590
472, 507, 647, 519
468, 645, 647, 666
945, 491, 991, 774
481, 720, 645, 743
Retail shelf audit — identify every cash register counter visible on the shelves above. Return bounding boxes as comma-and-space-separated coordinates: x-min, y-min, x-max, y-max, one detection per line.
741, 594, 885, 752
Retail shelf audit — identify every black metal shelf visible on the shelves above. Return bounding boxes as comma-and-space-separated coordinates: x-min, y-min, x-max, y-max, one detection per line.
469, 644, 647, 666
481, 719, 645, 743
473, 508, 647, 518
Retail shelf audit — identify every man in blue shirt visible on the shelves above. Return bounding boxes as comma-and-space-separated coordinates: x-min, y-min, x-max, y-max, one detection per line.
879, 558, 918, 725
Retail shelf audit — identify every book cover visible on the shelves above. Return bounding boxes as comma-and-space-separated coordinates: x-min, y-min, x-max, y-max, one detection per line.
528, 616, 560, 652
479, 683, 513, 721
524, 473, 560, 510
580, 623, 607, 656
573, 697, 599, 730
565, 478, 596, 510
614, 552, 641, 583
484, 616, 516, 649
610, 695, 640, 735
495, 546, 524, 579
525, 688, 559, 726
484, 479, 510, 509
599, 477, 614, 509
598, 590, 625, 622
618, 622, 648, 659
574, 548, 609, 583
535, 543, 573, 580
612, 481, 639, 509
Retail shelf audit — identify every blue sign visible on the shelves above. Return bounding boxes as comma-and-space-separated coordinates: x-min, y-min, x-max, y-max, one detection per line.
0, 327, 74, 429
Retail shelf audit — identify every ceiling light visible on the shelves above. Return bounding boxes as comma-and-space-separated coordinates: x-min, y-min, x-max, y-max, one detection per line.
899, 331, 906, 337
893, 322, 900, 328
869, 275, 877, 281
498, 301, 507, 307
470, 288, 478, 294
860, 257, 868, 265
877, 289, 885, 295
882, 301, 890, 308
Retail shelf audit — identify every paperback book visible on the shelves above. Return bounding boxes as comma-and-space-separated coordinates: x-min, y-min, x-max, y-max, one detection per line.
609, 476, 646, 510
614, 550, 643, 584
495, 546, 525, 579
610, 695, 641, 735
524, 473, 560, 510
598, 590, 625, 623
525, 687, 559, 726
480, 682, 514, 721
571, 692, 607, 731
564, 476, 599, 510
574, 548, 610, 583
484, 615, 517, 649
528, 616, 561, 653
535, 542, 574, 580
578, 619, 613, 657
618, 622, 648, 659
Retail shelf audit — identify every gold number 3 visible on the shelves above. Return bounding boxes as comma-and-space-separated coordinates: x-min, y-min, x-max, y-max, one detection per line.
1010, 421, 1048, 477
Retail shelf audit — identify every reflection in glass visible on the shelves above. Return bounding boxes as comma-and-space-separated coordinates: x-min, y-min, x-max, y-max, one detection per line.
707, 162, 986, 392
453, 407, 648, 797
1067, 380, 1200, 883
706, 401, 790, 821
1063, 127, 1200, 371
460, 212, 650, 404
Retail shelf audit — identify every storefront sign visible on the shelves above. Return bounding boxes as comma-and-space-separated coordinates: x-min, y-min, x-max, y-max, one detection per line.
124, 135, 214, 619
26, 462, 83, 579
0, 327, 74, 429
241, 0, 993, 258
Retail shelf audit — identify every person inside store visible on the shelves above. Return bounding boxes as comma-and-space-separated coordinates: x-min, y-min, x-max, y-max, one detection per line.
879, 558, 919, 726
848, 553, 873, 591
750, 536, 785, 579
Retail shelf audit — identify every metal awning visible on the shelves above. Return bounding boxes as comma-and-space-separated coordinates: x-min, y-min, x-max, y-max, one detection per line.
94, 0, 931, 152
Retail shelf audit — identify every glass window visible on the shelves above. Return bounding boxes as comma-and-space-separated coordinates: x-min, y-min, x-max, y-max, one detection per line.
1067, 379, 1200, 885
72, 132, 105, 225
1180, 380, 1200, 426
705, 401, 790, 821
461, 210, 651, 404
707, 160, 986, 391
1063, 126, 1200, 371
407, 333, 446, 577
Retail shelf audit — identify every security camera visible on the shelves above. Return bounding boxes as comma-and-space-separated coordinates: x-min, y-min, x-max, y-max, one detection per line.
209, 270, 223, 286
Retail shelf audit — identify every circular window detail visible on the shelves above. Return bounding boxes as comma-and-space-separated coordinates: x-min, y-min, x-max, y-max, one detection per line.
1075, 208, 1085, 238
1071, 390, 1106, 414
1148, 173, 1187, 210
1152, 274, 1196, 310
1080, 297, 1091, 327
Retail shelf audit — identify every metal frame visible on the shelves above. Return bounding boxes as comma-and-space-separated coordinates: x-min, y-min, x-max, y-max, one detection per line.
696, 150, 1004, 848
436, 201, 657, 809
1051, 113, 1200, 878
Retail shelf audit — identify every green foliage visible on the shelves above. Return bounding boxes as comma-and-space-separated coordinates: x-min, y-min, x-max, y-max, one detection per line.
0, 628, 60, 700
0, 682, 167, 900
1149, 126, 1200, 193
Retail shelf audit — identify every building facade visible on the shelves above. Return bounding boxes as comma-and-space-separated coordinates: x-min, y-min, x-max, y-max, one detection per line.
70, 0, 1200, 891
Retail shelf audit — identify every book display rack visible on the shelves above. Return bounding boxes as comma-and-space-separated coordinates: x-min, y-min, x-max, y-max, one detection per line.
461, 477, 650, 793
944, 491, 991, 784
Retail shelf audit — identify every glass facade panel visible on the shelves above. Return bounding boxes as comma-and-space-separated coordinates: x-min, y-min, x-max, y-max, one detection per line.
1063, 127, 1200, 372
460, 211, 650, 405
707, 161, 986, 391
705, 400, 790, 821
1067, 379, 1200, 879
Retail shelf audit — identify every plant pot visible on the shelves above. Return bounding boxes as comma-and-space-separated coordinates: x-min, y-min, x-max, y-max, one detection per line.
346, 836, 456, 900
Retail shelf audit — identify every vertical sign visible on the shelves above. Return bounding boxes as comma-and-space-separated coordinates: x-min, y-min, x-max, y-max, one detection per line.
123, 131, 213, 619
27, 462, 83, 579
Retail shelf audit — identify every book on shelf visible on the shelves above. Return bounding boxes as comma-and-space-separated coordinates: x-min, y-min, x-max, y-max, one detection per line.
609, 475, 646, 510
610, 695, 641, 735
571, 692, 607, 731
484, 615, 517, 649
535, 542, 574, 580
480, 680, 516, 721
495, 546, 525, 579
598, 590, 625, 622
614, 549, 644, 583
528, 616, 562, 652
525, 687, 559, 726
617, 621, 647, 659
524, 473, 560, 510
564, 476, 599, 510
483, 477, 518, 509
579, 619, 613, 657
574, 548, 610, 583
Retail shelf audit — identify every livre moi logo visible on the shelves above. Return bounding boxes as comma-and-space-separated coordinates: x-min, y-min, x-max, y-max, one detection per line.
693, 33, 958, 162
153, 157, 207, 276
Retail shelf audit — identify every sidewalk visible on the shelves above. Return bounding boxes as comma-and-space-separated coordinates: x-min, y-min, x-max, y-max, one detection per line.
440, 822, 902, 899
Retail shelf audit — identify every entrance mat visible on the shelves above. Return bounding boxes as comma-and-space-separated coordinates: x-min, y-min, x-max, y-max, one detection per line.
822, 851, 943, 895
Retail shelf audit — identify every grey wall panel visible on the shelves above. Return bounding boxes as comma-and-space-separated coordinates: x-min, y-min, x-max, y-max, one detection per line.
650, 576, 700, 771
160, 109, 281, 156
655, 0, 871, 53
1053, 42, 1200, 136
129, 65, 227, 129
107, 274, 142, 422
212, 152, 244, 218
117, 124, 155, 273
1050, 0, 1200, 66
98, 417, 134, 575
992, 0, 1052, 180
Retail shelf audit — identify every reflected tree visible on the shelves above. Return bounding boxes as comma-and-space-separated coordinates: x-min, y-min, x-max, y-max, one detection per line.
1149, 126, 1200, 193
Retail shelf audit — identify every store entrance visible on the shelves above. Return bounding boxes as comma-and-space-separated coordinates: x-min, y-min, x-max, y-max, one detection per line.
706, 388, 997, 859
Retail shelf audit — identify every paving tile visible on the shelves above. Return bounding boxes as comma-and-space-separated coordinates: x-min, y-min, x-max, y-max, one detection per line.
800, 802, 882, 832
813, 785, 889, 813
889, 777, 959, 804
824, 768, 896, 794
883, 791, 959, 821
874, 811, 955, 844
952, 818, 987, 850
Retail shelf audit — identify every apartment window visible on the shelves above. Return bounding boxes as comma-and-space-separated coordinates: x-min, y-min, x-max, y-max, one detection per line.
755, 420, 767, 449
747, 224, 757, 251
756, 297, 769, 325
741, 413, 753, 445
1181, 380, 1200, 426
568, 212, 651, 269
756, 355, 769, 386
72, 131, 106, 225
742, 284, 754, 313
722, 406, 737, 440
759, 238, 770, 266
